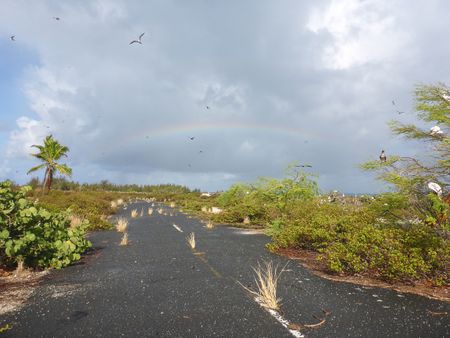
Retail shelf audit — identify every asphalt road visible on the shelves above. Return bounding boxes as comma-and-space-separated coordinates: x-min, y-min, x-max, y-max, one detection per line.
1, 201, 449, 337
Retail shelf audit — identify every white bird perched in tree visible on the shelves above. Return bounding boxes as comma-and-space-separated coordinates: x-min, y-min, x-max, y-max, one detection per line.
428, 182, 442, 197
430, 125, 443, 135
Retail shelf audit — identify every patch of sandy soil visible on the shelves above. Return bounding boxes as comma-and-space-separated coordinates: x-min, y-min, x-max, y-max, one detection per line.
0, 269, 49, 315
232, 228, 266, 235
277, 248, 449, 302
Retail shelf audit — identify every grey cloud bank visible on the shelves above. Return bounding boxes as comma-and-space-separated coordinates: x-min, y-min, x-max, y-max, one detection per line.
1, 0, 450, 193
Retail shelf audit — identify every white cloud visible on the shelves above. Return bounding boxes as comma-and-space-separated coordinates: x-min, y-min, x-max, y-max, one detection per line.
307, 0, 413, 69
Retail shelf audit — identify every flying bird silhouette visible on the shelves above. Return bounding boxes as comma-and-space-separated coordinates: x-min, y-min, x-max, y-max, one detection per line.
379, 150, 387, 162
199, 150, 203, 154
130, 32, 145, 45
189, 137, 195, 140
53, 17, 60, 21
392, 100, 396, 106
206, 106, 210, 110
10, 35, 15, 41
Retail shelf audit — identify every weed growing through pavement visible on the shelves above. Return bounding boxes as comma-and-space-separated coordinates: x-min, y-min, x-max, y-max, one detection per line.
140, 208, 144, 217
240, 261, 286, 311
131, 209, 138, 218
206, 220, 214, 229
116, 217, 128, 232
119, 232, 129, 246
148, 208, 153, 215
186, 232, 196, 249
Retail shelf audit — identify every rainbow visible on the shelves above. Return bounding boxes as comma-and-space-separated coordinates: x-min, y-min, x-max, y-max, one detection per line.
129, 122, 310, 141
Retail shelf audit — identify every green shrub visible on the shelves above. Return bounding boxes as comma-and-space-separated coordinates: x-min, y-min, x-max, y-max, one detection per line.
31, 190, 123, 230
0, 181, 91, 269
268, 199, 449, 284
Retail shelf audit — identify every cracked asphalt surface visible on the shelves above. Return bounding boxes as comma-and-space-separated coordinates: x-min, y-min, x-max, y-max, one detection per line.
1, 201, 449, 337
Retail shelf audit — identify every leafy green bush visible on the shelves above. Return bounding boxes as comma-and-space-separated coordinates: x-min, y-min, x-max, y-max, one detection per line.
31, 190, 123, 230
216, 166, 319, 226
267, 199, 449, 284
0, 181, 91, 269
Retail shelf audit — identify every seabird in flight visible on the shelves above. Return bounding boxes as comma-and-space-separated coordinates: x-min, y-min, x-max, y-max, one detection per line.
130, 32, 145, 45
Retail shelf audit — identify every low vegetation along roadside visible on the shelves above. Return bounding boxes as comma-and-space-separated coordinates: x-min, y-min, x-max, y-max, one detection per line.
0, 181, 91, 271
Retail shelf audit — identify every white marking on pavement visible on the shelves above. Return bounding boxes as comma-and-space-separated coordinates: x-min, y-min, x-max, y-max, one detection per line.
254, 297, 303, 338
172, 224, 183, 233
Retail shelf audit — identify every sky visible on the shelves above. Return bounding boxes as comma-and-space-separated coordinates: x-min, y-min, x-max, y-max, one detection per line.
1, 0, 450, 193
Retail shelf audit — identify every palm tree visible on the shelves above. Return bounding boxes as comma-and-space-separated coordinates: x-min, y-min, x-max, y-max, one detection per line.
27, 135, 72, 193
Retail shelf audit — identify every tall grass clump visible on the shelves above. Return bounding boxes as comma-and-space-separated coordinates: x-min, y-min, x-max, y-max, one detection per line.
131, 209, 138, 218
241, 261, 284, 310
186, 232, 196, 249
116, 217, 128, 233
119, 232, 129, 246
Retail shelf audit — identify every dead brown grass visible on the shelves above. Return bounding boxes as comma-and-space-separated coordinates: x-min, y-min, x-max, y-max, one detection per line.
119, 232, 129, 246
69, 215, 84, 228
116, 217, 128, 232
186, 232, 196, 249
241, 261, 285, 310
131, 209, 138, 218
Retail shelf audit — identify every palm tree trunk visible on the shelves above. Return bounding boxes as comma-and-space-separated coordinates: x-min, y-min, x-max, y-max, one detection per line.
46, 169, 53, 192
42, 168, 49, 195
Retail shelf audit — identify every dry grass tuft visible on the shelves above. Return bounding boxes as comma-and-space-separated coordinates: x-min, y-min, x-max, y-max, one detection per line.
140, 208, 144, 217
119, 232, 129, 246
117, 198, 124, 206
110, 201, 118, 209
69, 215, 84, 228
206, 220, 214, 229
241, 261, 285, 310
148, 208, 153, 215
131, 209, 138, 218
116, 217, 128, 232
170, 202, 176, 208
14, 261, 25, 277
186, 232, 196, 249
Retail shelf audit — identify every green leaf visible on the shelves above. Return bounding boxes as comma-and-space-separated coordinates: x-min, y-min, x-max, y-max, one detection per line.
0, 229, 9, 239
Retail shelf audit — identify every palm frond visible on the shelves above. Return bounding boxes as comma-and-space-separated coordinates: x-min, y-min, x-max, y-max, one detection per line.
27, 163, 47, 174
54, 163, 72, 176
